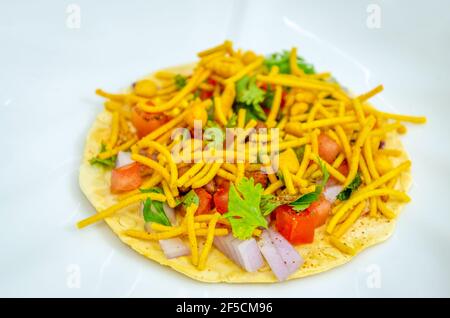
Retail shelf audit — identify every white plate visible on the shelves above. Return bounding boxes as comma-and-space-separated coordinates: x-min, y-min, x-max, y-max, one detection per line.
1, 0, 449, 297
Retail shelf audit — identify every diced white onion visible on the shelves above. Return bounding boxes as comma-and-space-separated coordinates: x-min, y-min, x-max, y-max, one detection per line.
163, 203, 177, 226
116, 151, 134, 168
323, 185, 343, 203
257, 229, 303, 281
214, 234, 264, 272
159, 238, 190, 259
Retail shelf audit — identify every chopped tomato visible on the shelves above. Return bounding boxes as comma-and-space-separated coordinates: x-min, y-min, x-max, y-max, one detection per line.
245, 171, 268, 188
194, 188, 212, 215
280, 90, 287, 108
207, 78, 217, 86
337, 160, 349, 177
110, 162, 142, 193
318, 133, 341, 164
213, 182, 229, 214
308, 196, 332, 228
131, 105, 170, 138
275, 205, 315, 245
199, 90, 213, 100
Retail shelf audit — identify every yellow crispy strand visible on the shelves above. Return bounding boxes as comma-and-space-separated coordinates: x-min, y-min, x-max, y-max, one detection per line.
289, 47, 305, 76
332, 153, 345, 169
279, 137, 310, 151
263, 180, 284, 195
358, 84, 383, 101
378, 148, 403, 157
352, 98, 366, 125
131, 153, 171, 184
363, 105, 426, 124
363, 136, 380, 179
358, 156, 372, 184
311, 130, 319, 155
138, 140, 178, 187
225, 56, 264, 84
217, 168, 237, 182
139, 69, 210, 113
266, 85, 282, 128
185, 163, 213, 188
198, 213, 221, 270
213, 95, 228, 126
344, 116, 376, 186
371, 122, 406, 136
177, 162, 205, 187
296, 144, 311, 178
97, 137, 138, 159
377, 198, 396, 219
198, 40, 231, 57
125, 228, 185, 240
333, 201, 366, 237
281, 166, 296, 195
186, 204, 199, 265
237, 108, 246, 128
327, 188, 410, 233
329, 236, 356, 255
256, 74, 336, 92
162, 180, 177, 208
311, 156, 346, 183
106, 111, 120, 150
77, 192, 166, 229
291, 174, 308, 188
369, 197, 377, 217
222, 163, 237, 174
192, 162, 222, 188
285, 116, 357, 135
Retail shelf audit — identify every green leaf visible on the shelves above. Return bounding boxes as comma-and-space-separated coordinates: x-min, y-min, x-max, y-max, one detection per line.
237, 77, 265, 107
89, 143, 116, 168
223, 177, 268, 239
140, 187, 170, 226
264, 50, 315, 75
294, 145, 306, 162
182, 190, 199, 208
289, 158, 329, 211
174, 74, 187, 89
336, 173, 362, 201
260, 194, 282, 216
262, 85, 275, 109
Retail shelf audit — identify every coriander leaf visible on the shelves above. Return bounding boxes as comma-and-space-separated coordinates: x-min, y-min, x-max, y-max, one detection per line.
336, 173, 361, 201
89, 143, 116, 168
264, 50, 315, 75
174, 74, 187, 89
289, 158, 329, 211
223, 177, 268, 239
236, 76, 266, 106
182, 190, 199, 208
140, 187, 170, 226
262, 84, 275, 109
89, 156, 116, 168
260, 194, 282, 216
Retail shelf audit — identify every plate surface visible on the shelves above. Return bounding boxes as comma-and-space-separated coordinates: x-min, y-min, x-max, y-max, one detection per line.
0, 0, 449, 297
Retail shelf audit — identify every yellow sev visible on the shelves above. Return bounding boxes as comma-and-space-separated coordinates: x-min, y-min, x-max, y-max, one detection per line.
198, 212, 221, 270
77, 192, 166, 229
185, 204, 199, 265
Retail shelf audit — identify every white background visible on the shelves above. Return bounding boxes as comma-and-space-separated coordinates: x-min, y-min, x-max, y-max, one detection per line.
0, 0, 449, 297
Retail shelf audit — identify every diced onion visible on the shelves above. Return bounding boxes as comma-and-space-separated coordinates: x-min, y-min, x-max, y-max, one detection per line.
163, 203, 177, 225
214, 234, 264, 272
257, 229, 303, 281
116, 151, 134, 168
159, 238, 190, 259
323, 185, 343, 203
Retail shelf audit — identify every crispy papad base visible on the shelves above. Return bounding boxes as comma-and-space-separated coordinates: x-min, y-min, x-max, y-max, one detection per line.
79, 65, 412, 283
